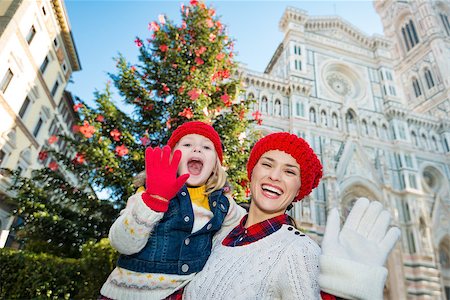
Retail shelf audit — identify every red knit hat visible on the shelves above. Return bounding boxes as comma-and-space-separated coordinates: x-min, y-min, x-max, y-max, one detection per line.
167, 121, 223, 163
246, 132, 322, 201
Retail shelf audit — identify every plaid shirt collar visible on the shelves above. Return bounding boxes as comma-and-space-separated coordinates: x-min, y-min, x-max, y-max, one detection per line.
222, 214, 292, 247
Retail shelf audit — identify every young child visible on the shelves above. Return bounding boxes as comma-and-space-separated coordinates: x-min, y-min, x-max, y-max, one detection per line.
100, 121, 245, 300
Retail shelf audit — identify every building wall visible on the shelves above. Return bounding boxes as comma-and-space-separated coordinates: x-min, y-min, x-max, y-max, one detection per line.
0, 0, 80, 247
242, 2, 450, 299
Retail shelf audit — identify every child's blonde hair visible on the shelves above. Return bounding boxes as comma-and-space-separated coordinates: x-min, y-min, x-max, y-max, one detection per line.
204, 157, 227, 195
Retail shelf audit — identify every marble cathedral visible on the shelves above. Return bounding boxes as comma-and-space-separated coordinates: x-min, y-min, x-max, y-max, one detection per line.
240, 1, 450, 298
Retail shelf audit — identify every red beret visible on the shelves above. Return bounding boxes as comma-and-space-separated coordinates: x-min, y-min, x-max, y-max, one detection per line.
246, 132, 322, 201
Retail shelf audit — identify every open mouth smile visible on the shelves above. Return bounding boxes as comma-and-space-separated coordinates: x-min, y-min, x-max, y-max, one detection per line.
261, 184, 283, 198
187, 157, 204, 176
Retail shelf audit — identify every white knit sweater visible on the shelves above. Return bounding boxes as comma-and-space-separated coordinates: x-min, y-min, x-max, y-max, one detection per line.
183, 224, 321, 300
100, 191, 245, 300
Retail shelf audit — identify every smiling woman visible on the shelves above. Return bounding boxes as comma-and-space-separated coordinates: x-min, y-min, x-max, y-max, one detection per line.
182, 132, 324, 299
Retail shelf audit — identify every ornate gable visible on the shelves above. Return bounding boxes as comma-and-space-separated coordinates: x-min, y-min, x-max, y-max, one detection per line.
304, 17, 376, 49
336, 140, 381, 186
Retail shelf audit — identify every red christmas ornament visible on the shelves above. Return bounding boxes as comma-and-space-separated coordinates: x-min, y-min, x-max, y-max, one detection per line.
110, 129, 121, 142
38, 151, 48, 161
115, 145, 129, 157
48, 135, 58, 144
79, 121, 95, 138
48, 161, 58, 171
179, 108, 194, 119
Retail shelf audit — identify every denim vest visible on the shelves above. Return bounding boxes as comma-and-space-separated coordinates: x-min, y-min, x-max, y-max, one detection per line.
117, 185, 230, 275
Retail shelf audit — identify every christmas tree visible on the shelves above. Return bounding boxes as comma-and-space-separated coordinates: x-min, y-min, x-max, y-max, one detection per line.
6, 0, 257, 257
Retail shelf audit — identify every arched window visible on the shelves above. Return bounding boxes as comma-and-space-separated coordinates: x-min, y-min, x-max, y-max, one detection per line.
401, 19, 420, 51
372, 122, 378, 137
412, 78, 422, 97
247, 93, 257, 110
309, 108, 316, 123
432, 136, 439, 151
261, 96, 268, 114
401, 200, 411, 222
274, 99, 281, 116
381, 124, 389, 140
440, 13, 450, 36
361, 120, 369, 135
295, 101, 304, 117
407, 228, 416, 253
346, 110, 356, 133
424, 69, 435, 89
411, 131, 419, 146
444, 137, 450, 152
332, 113, 339, 129
320, 110, 327, 127
421, 133, 428, 149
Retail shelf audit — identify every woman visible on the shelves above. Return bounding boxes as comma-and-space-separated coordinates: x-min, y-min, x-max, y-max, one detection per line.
182, 132, 400, 300
182, 132, 322, 299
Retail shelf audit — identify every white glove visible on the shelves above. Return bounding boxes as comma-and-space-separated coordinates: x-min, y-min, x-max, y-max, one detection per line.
319, 197, 401, 300
323, 197, 400, 266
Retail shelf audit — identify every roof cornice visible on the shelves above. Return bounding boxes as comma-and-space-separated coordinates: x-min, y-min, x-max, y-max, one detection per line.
280, 7, 391, 50
240, 67, 311, 96
51, 0, 81, 71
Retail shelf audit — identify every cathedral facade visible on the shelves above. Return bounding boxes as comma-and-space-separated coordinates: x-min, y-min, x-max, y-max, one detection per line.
241, 1, 450, 298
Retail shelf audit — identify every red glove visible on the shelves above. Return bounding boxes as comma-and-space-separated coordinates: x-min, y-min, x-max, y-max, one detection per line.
141, 145, 190, 212
320, 291, 336, 300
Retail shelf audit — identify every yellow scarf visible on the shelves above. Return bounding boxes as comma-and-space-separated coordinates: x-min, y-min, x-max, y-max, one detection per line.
188, 186, 210, 211
137, 185, 210, 211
